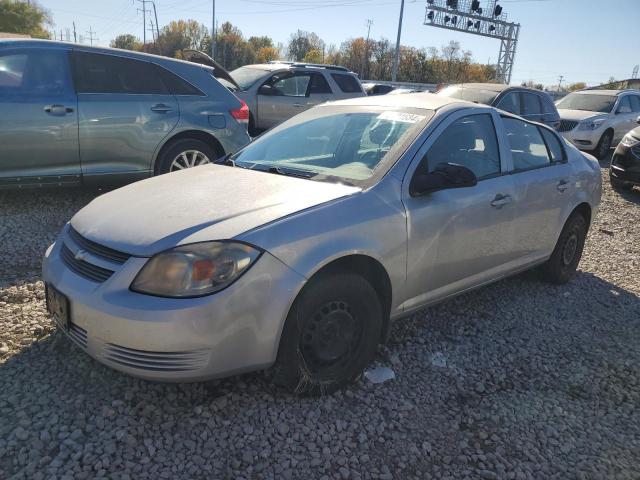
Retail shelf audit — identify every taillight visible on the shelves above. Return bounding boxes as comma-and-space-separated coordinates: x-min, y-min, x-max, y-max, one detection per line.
230, 99, 249, 124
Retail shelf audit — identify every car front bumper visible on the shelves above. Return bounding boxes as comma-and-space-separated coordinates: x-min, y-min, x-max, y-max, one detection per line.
610, 143, 640, 185
560, 127, 604, 151
42, 227, 306, 382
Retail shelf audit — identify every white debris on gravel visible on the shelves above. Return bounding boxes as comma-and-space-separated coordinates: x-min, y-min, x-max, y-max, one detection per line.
364, 366, 396, 384
1, 161, 639, 479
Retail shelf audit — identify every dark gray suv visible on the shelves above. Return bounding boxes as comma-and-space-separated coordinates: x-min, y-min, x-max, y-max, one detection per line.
437, 83, 561, 130
0, 40, 251, 188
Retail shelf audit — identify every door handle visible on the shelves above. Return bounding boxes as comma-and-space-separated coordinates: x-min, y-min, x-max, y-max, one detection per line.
490, 194, 513, 208
557, 179, 570, 192
44, 105, 74, 115
150, 104, 172, 113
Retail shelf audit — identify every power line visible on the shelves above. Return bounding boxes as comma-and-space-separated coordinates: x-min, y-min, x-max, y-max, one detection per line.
86, 26, 98, 46
137, 0, 151, 44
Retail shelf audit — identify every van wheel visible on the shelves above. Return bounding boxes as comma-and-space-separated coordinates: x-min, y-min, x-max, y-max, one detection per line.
155, 139, 218, 175
593, 130, 613, 160
273, 272, 382, 395
539, 213, 588, 284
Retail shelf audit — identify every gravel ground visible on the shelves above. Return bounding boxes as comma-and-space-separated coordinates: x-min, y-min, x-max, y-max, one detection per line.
1, 159, 639, 480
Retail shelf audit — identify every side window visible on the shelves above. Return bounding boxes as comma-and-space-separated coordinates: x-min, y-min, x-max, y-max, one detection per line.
73, 51, 168, 95
540, 94, 557, 114
628, 95, 640, 113
331, 73, 363, 93
616, 96, 632, 114
157, 66, 203, 96
0, 50, 71, 95
503, 117, 551, 170
496, 92, 520, 115
267, 73, 311, 97
308, 73, 332, 94
539, 127, 565, 163
425, 114, 501, 179
521, 93, 542, 115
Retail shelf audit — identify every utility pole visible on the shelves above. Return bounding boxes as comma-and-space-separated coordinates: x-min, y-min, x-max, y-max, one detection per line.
151, 1, 161, 52
391, 0, 405, 82
360, 19, 373, 80
150, 19, 155, 44
211, 0, 216, 59
86, 26, 97, 46
557, 75, 564, 92
72, 21, 77, 43
137, 0, 150, 45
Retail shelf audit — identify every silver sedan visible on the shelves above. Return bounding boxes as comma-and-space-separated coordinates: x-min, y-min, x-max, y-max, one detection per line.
42, 93, 602, 394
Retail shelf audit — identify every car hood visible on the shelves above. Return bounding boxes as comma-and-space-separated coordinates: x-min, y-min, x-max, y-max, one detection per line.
70, 165, 360, 257
557, 109, 607, 122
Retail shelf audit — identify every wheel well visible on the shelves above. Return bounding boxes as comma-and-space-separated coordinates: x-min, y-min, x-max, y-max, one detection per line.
571, 202, 592, 227
311, 255, 393, 341
154, 130, 225, 173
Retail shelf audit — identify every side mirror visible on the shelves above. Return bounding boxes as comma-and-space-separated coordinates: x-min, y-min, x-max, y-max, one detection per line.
410, 162, 478, 197
258, 85, 273, 96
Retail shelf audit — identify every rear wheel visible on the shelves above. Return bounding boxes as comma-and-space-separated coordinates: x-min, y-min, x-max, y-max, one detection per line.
593, 130, 613, 160
155, 138, 218, 175
273, 272, 383, 395
539, 213, 588, 284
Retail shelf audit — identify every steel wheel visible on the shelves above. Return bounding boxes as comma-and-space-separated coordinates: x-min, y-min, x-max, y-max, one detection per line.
562, 232, 579, 266
169, 150, 211, 171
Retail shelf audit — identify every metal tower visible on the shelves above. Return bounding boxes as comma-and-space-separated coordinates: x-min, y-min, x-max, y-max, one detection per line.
423, 0, 520, 84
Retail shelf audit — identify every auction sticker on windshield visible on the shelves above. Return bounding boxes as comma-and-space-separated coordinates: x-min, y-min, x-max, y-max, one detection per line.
377, 111, 426, 123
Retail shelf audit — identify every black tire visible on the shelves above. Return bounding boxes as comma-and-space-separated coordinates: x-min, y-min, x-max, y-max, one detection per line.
540, 213, 588, 284
273, 272, 383, 395
609, 175, 633, 191
593, 130, 613, 160
155, 138, 219, 175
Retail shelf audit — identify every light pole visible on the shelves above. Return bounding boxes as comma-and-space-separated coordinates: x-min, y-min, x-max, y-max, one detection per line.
391, 0, 405, 82
211, 0, 216, 59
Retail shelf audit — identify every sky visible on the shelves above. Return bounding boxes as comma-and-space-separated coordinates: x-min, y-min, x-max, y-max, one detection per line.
41, 0, 640, 87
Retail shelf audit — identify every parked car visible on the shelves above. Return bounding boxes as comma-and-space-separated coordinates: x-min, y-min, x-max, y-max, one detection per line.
555, 89, 640, 160
362, 82, 396, 96
228, 61, 366, 135
0, 40, 251, 188
609, 116, 640, 191
437, 83, 561, 130
43, 93, 601, 394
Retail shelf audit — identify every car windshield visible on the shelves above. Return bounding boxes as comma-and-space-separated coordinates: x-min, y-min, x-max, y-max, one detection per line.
556, 93, 617, 113
230, 107, 432, 185
437, 86, 499, 105
229, 66, 269, 90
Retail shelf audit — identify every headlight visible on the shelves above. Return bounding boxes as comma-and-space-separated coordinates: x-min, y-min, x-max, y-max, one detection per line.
621, 133, 640, 147
131, 242, 261, 298
577, 118, 606, 131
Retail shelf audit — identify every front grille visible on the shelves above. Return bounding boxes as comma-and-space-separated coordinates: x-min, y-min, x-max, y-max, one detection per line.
61, 244, 114, 283
67, 323, 88, 350
68, 226, 131, 264
632, 145, 640, 159
104, 344, 209, 372
558, 120, 578, 132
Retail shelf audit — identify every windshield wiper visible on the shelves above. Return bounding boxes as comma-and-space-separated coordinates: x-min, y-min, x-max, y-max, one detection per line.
263, 166, 314, 179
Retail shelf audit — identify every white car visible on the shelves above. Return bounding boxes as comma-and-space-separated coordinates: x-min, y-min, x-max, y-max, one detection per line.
556, 89, 640, 159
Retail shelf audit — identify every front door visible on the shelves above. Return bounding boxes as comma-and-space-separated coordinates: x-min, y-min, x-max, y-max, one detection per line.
72, 50, 179, 177
402, 110, 518, 310
0, 47, 79, 186
256, 71, 313, 130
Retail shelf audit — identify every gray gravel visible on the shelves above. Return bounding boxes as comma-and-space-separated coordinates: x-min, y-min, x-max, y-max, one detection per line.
1, 161, 639, 479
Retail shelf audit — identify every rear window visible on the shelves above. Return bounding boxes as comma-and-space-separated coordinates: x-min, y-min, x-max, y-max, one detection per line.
331, 73, 363, 93
437, 86, 499, 105
73, 51, 167, 95
157, 66, 203, 96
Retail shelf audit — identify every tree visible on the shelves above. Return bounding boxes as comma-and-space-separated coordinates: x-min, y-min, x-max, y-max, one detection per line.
287, 30, 324, 61
0, 0, 51, 38
155, 19, 209, 58
255, 46, 279, 63
303, 49, 324, 64
567, 82, 587, 92
110, 34, 141, 51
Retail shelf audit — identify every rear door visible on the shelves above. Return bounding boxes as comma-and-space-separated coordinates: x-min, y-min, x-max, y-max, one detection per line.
306, 73, 334, 108
256, 71, 312, 129
520, 92, 544, 124
0, 47, 79, 186
72, 50, 179, 176
501, 115, 573, 260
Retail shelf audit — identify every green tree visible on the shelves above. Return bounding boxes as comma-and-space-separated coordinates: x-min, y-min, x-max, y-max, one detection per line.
155, 19, 209, 58
567, 82, 587, 92
0, 0, 51, 38
110, 34, 141, 51
287, 30, 324, 61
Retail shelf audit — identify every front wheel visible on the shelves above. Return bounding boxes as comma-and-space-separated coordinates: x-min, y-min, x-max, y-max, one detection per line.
593, 130, 613, 160
273, 272, 383, 395
539, 213, 588, 284
155, 138, 218, 175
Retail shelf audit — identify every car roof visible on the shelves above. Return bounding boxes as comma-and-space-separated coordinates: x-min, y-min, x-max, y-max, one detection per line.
239, 62, 356, 74
447, 82, 545, 94
327, 91, 467, 111
572, 89, 628, 96
0, 38, 202, 68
